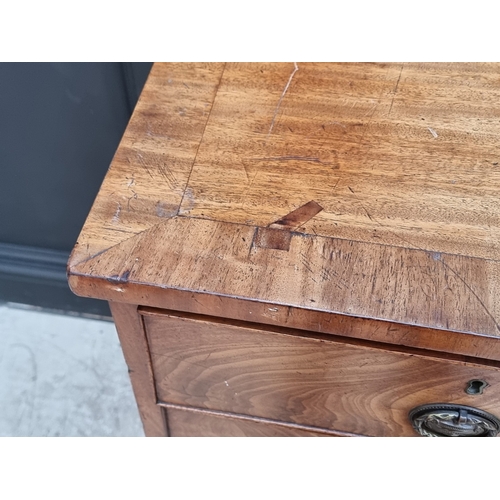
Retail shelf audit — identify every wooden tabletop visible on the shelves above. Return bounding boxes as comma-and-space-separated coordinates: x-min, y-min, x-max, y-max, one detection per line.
68, 63, 500, 345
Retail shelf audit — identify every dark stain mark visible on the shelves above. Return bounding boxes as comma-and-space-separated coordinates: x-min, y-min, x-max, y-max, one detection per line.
254, 227, 292, 251
270, 200, 324, 230
106, 269, 131, 284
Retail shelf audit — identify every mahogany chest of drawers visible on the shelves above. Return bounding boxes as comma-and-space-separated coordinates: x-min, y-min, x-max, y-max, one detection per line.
68, 63, 500, 436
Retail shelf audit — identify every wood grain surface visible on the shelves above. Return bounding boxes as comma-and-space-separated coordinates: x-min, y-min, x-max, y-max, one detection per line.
164, 404, 355, 437
68, 63, 500, 343
68, 63, 225, 267
109, 302, 166, 436
144, 311, 500, 437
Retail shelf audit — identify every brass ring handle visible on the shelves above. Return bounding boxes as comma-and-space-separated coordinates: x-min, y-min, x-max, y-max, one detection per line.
409, 404, 500, 437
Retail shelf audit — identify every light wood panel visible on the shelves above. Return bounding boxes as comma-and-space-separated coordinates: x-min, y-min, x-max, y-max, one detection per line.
68, 63, 500, 343
71, 215, 500, 338
181, 63, 500, 261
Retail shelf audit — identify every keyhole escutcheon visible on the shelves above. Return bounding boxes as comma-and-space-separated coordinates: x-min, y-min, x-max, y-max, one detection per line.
465, 379, 488, 395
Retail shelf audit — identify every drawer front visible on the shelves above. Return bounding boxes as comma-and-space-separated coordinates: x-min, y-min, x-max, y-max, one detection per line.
165, 405, 350, 437
143, 312, 500, 437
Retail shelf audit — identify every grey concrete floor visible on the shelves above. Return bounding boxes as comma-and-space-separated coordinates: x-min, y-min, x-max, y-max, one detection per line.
0, 303, 144, 436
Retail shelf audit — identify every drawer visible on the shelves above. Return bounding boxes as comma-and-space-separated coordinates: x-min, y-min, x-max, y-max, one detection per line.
164, 405, 354, 437
142, 310, 500, 437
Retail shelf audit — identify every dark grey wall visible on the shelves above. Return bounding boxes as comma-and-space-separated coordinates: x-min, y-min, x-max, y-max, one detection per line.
0, 63, 153, 316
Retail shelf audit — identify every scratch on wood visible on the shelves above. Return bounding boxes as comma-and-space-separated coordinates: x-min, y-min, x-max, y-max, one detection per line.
127, 190, 138, 211
157, 162, 178, 189
252, 156, 322, 163
435, 257, 500, 332
323, 121, 347, 129
242, 162, 250, 182
71, 247, 111, 267
299, 251, 348, 289
388, 63, 404, 116
105, 228, 136, 234
428, 127, 438, 138
360, 205, 373, 221
347, 186, 500, 332
268, 62, 299, 136
248, 171, 259, 190
136, 152, 154, 179
299, 252, 314, 274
